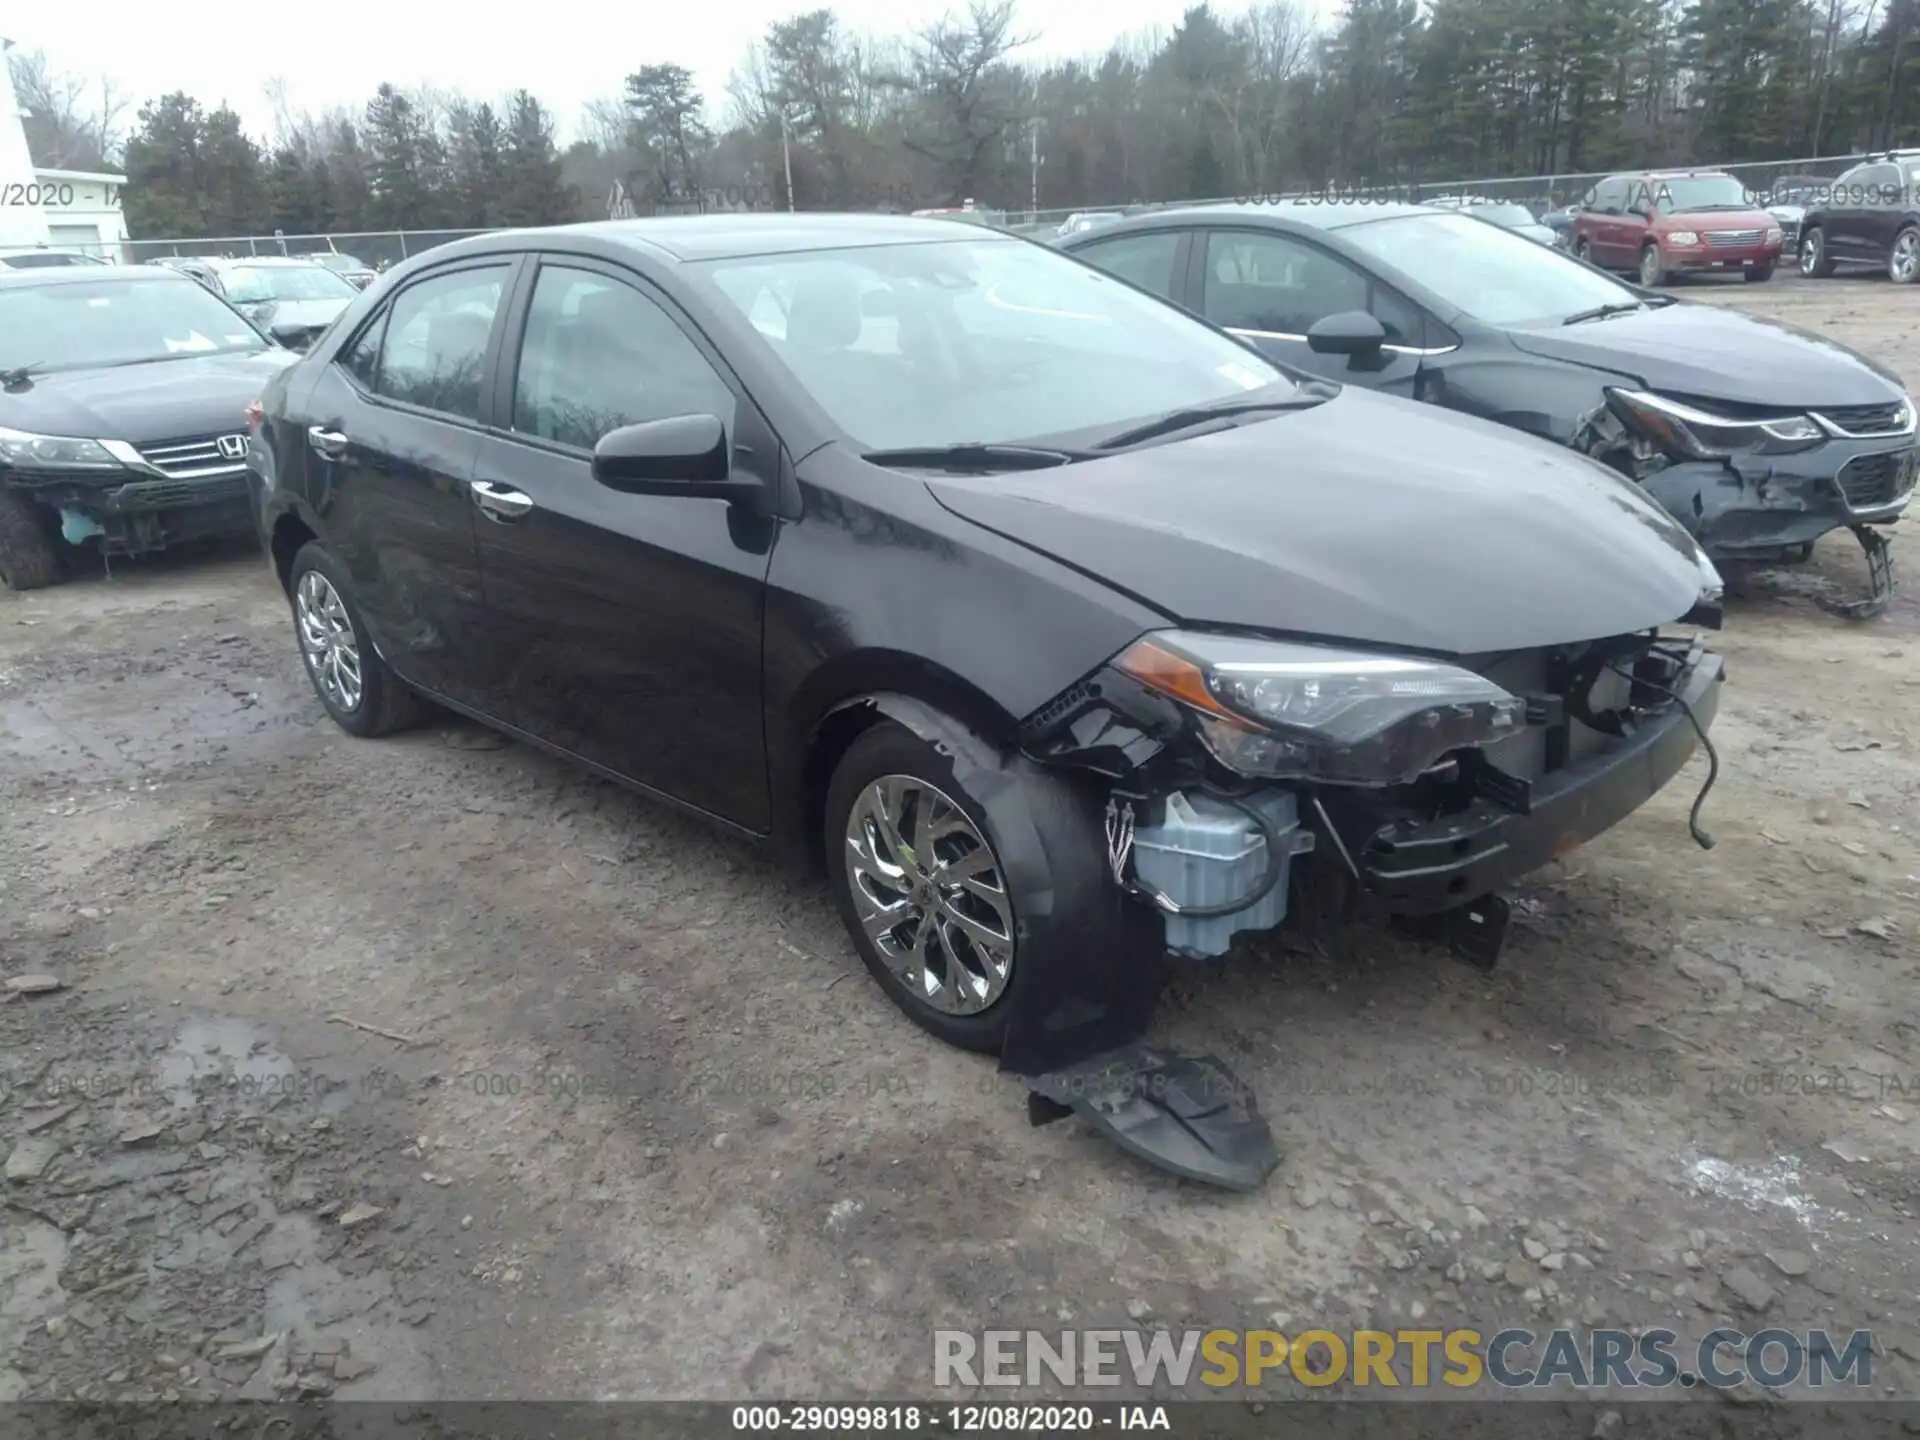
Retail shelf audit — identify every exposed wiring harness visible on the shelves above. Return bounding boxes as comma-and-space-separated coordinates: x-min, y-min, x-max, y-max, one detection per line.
1605, 656, 1719, 850
1105, 790, 1288, 917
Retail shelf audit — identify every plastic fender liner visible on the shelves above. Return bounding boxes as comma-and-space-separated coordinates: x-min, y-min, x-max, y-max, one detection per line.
864, 694, 1168, 1078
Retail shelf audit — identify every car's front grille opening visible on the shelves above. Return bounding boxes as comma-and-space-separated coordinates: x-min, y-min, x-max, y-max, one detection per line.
1703, 229, 1764, 247
1816, 402, 1912, 437
1836, 450, 1913, 509
136, 434, 250, 479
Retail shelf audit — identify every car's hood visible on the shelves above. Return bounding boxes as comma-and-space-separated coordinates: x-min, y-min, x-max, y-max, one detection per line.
245, 297, 352, 332
923, 389, 1715, 656
1517, 224, 1558, 244
1507, 301, 1906, 408
0, 349, 297, 443
1767, 204, 1807, 223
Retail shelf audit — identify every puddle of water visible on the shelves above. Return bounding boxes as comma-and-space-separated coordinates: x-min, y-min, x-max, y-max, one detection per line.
156, 1017, 350, 1115
0, 1221, 71, 1351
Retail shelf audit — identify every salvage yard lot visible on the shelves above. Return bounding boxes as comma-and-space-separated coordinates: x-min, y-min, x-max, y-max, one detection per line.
3, 270, 1920, 1404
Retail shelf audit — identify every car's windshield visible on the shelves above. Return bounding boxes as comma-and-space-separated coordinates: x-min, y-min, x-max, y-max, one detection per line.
308, 254, 366, 273
0, 275, 269, 371
1652, 175, 1752, 212
222, 264, 358, 304
1339, 210, 1643, 329
698, 236, 1292, 450
1471, 204, 1539, 227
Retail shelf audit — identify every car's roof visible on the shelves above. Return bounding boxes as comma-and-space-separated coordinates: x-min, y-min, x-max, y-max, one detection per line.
508, 213, 1026, 262
0, 264, 187, 288
1075, 199, 1434, 233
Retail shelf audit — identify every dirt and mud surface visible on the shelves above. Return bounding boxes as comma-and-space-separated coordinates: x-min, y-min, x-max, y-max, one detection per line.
3, 271, 1920, 1412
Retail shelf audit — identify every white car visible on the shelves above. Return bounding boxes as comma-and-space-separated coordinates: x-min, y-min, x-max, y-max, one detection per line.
1055, 211, 1124, 238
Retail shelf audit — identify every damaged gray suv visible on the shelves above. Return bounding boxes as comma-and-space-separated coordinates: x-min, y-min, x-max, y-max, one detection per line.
248, 216, 1728, 1188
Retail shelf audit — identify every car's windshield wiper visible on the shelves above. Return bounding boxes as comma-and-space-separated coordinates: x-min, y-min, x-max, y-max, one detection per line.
1091, 394, 1330, 452
860, 442, 1094, 474
0, 360, 48, 388
1562, 301, 1646, 326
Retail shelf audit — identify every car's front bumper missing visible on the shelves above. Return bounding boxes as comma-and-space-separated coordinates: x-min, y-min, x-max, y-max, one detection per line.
1642, 440, 1918, 558
1321, 647, 1723, 915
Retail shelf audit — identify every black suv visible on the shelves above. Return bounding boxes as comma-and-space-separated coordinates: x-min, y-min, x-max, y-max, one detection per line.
1799, 151, 1920, 284
0, 267, 296, 589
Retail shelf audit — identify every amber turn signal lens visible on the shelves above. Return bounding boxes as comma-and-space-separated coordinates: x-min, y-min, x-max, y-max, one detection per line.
1113, 638, 1257, 727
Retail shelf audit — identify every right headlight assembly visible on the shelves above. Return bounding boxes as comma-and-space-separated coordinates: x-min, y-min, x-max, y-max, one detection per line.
1114, 630, 1526, 786
1607, 389, 1823, 459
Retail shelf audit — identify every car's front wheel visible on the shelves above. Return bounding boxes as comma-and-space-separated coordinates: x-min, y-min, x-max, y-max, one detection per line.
1891, 226, 1920, 285
287, 541, 423, 737
1574, 237, 1593, 263
0, 491, 65, 592
825, 722, 1035, 1052
1639, 243, 1667, 287
1801, 226, 1835, 277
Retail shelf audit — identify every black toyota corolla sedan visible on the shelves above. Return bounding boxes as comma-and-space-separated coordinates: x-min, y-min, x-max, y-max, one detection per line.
247, 215, 1726, 1124
1061, 202, 1918, 615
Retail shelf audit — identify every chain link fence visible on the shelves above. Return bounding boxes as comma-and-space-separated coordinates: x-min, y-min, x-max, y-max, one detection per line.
110, 150, 1892, 260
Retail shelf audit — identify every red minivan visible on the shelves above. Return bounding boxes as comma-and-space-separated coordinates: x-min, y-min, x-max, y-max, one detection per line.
1570, 170, 1785, 285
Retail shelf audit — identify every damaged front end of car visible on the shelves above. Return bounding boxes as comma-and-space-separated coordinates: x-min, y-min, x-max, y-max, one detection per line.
995, 616, 1725, 1190
1581, 388, 1917, 618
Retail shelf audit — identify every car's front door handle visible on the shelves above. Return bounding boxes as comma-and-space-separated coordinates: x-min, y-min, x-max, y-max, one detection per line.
470, 479, 534, 522
307, 425, 348, 459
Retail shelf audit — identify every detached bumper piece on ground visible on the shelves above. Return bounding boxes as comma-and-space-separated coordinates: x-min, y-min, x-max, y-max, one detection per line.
992, 631, 1724, 1192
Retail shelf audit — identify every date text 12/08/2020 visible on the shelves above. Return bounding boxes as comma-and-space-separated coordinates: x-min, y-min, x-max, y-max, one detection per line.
0, 182, 120, 208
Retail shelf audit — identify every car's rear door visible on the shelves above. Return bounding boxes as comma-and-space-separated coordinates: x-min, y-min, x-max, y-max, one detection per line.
296, 258, 514, 706
1825, 165, 1879, 261
467, 255, 778, 830
1192, 226, 1435, 396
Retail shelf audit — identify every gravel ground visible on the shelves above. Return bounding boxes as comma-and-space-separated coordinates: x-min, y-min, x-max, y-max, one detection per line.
3, 270, 1920, 1407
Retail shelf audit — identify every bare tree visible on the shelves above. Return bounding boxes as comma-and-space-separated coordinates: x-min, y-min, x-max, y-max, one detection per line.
894, 1, 1038, 203
7, 48, 127, 169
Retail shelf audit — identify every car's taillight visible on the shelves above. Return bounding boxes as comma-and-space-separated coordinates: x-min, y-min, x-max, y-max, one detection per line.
245, 400, 264, 432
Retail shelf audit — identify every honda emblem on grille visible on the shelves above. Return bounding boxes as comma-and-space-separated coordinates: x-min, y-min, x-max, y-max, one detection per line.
217, 434, 248, 459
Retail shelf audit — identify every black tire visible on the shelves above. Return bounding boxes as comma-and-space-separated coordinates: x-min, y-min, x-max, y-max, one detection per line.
1891, 226, 1920, 286
1800, 226, 1835, 278
1744, 261, 1774, 283
1638, 243, 1668, 287
825, 721, 1046, 1053
1574, 237, 1592, 264
286, 541, 424, 737
0, 490, 65, 591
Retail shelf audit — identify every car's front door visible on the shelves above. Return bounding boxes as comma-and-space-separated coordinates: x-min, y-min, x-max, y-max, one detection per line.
467, 257, 777, 830
1193, 227, 1436, 396
299, 259, 513, 706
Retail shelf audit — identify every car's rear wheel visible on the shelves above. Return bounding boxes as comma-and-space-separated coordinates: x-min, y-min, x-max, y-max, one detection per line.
825, 723, 1031, 1053
1800, 226, 1835, 278
0, 491, 65, 591
1891, 227, 1920, 285
287, 541, 423, 737
1638, 243, 1667, 287
1744, 261, 1774, 283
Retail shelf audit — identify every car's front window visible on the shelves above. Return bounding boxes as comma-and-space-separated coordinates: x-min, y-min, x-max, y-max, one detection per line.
223, 265, 358, 304
698, 237, 1290, 450
0, 276, 268, 372
1339, 211, 1643, 329
1653, 176, 1752, 212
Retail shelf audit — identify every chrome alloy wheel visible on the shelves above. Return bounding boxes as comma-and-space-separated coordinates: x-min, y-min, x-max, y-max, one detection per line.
844, 775, 1015, 1015
295, 570, 363, 712
1894, 230, 1920, 284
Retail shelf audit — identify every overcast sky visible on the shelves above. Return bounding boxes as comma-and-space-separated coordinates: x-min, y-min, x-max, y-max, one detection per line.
3, 0, 1326, 147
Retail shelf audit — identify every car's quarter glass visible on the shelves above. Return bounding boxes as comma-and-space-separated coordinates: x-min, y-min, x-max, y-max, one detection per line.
468, 258, 776, 827
697, 236, 1287, 451
303, 261, 510, 705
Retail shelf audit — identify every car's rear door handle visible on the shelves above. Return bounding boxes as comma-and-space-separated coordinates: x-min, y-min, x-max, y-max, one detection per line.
307, 425, 348, 459
470, 479, 534, 522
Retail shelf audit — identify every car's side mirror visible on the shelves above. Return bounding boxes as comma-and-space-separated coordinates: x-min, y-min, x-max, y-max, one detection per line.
591, 413, 761, 504
1306, 311, 1388, 357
